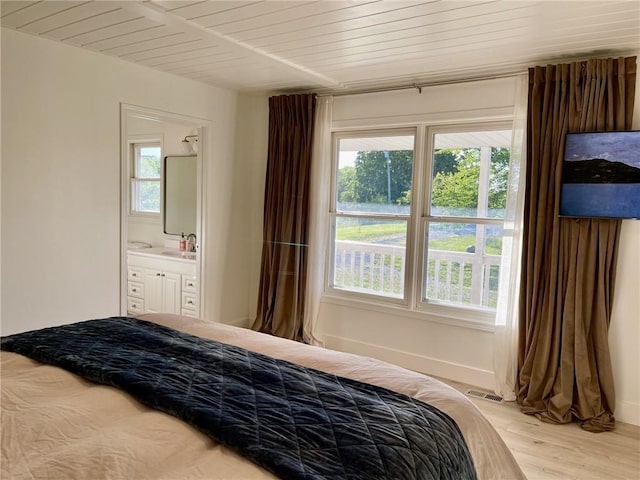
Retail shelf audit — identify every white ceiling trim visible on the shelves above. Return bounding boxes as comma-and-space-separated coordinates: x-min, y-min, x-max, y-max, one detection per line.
114, 0, 343, 89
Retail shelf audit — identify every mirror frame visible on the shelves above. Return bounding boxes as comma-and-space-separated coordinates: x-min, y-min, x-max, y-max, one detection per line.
163, 154, 197, 236
120, 103, 210, 318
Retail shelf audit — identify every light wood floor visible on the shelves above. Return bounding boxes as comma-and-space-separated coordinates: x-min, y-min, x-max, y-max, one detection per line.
439, 378, 640, 480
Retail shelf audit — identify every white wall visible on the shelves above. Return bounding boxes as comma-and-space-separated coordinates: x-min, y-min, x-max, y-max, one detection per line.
610, 221, 640, 426
608, 71, 640, 426
233, 94, 269, 328
0, 28, 246, 333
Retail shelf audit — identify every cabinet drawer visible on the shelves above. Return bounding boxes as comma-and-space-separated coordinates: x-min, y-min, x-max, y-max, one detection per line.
127, 281, 144, 298
127, 297, 144, 315
128, 266, 144, 282
181, 308, 198, 318
182, 276, 197, 292
182, 292, 197, 310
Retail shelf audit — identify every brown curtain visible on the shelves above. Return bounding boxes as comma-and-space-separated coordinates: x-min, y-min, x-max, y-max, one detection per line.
252, 94, 317, 341
517, 57, 636, 432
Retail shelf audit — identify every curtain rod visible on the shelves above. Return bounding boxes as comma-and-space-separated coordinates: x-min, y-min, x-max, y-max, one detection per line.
316, 71, 525, 97
310, 51, 637, 98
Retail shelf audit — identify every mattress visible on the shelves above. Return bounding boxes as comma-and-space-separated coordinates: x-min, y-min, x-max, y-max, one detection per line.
1, 313, 525, 480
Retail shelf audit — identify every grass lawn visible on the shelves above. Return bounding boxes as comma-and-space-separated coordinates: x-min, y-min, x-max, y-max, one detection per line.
429, 235, 502, 254
336, 223, 502, 254
336, 223, 406, 243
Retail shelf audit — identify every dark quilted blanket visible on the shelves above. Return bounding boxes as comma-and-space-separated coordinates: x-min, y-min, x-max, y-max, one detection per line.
1, 317, 477, 480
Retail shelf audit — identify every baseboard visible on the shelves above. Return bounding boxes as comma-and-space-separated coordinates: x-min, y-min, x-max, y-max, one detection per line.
321, 334, 495, 391
616, 400, 640, 426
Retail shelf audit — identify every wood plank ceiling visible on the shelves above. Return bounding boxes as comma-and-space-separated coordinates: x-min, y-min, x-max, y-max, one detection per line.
2, 1, 639, 93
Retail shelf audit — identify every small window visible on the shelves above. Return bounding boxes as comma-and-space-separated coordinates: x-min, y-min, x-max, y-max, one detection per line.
131, 143, 161, 214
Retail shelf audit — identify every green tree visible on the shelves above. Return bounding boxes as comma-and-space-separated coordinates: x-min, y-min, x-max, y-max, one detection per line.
351, 150, 413, 204
338, 146, 509, 211
337, 166, 357, 202
431, 147, 511, 212
431, 149, 480, 208
433, 148, 459, 175
397, 189, 411, 205
139, 156, 160, 178
489, 147, 510, 209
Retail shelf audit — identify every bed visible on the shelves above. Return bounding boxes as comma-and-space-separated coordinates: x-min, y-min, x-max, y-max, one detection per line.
1, 313, 525, 479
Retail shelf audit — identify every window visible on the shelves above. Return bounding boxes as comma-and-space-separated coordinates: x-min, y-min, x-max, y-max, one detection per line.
328, 124, 514, 323
422, 128, 512, 311
330, 131, 415, 300
131, 143, 161, 214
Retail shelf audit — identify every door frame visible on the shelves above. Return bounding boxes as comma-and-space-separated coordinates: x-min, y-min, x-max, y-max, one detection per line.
120, 103, 209, 318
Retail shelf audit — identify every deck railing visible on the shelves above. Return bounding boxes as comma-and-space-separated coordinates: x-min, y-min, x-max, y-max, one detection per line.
333, 240, 501, 307
333, 241, 406, 297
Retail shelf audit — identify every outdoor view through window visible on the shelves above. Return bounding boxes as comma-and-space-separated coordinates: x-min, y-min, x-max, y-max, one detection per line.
425, 129, 512, 309
132, 144, 162, 214
332, 133, 414, 299
330, 127, 512, 313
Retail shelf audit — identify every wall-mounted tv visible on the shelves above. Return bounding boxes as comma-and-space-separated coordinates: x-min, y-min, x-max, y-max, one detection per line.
560, 131, 640, 219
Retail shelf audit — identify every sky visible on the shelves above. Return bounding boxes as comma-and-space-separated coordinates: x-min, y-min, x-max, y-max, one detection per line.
564, 132, 640, 168
339, 151, 358, 168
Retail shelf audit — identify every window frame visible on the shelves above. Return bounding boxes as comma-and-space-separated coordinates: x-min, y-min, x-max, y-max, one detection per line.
325, 121, 514, 328
416, 122, 513, 324
327, 127, 418, 306
129, 138, 162, 217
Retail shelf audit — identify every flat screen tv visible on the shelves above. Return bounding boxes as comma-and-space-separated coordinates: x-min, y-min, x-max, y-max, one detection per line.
560, 131, 640, 219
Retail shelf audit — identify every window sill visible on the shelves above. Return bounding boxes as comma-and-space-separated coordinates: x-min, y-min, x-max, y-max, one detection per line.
128, 213, 161, 225
321, 291, 496, 333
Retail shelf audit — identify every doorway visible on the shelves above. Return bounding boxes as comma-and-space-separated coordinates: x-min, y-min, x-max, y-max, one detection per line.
120, 104, 208, 318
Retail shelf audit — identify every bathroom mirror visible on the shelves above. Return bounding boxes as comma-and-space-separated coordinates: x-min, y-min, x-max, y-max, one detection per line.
163, 155, 197, 236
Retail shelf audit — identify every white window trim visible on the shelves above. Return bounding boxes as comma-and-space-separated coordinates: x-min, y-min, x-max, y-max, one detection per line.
327, 128, 417, 307
419, 122, 512, 322
325, 121, 515, 330
128, 135, 163, 218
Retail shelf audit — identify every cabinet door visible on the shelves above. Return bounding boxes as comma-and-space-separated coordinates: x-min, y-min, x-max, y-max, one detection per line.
143, 270, 163, 313
162, 272, 182, 314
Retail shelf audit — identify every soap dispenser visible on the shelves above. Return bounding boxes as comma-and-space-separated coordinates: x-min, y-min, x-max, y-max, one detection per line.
186, 233, 196, 253
179, 233, 186, 251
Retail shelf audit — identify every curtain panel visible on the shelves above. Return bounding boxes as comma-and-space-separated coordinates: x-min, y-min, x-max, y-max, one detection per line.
494, 73, 528, 401
517, 57, 636, 432
252, 94, 317, 341
303, 96, 333, 345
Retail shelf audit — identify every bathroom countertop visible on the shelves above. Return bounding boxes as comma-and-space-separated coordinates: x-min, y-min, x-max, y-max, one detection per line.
127, 247, 196, 263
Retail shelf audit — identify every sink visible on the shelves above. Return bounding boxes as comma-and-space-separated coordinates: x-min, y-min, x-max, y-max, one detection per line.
161, 250, 196, 260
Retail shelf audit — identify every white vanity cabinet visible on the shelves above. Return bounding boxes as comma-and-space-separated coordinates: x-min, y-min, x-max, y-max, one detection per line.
127, 250, 198, 317
181, 276, 198, 317
126, 266, 145, 315
143, 269, 181, 314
